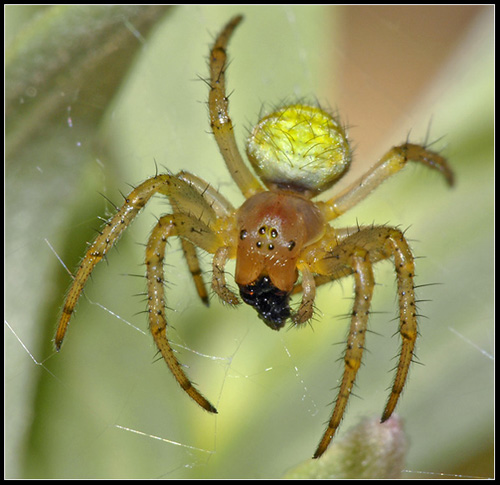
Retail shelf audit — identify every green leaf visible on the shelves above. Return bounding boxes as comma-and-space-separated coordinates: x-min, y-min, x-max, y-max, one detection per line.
284, 416, 408, 479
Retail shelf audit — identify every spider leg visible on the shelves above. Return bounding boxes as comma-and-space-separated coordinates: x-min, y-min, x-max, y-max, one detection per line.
312, 247, 374, 458
177, 171, 235, 217
55, 175, 178, 349
319, 143, 454, 221
179, 239, 209, 306
379, 231, 418, 423
173, 171, 236, 306
209, 15, 263, 198
304, 226, 418, 458
291, 227, 356, 296
55, 174, 218, 348
146, 213, 222, 413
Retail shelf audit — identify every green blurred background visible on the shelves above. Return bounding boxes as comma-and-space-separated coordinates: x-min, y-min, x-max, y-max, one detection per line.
6, 5, 493, 479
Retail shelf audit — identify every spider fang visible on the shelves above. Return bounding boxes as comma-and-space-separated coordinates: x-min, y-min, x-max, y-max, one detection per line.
239, 275, 291, 330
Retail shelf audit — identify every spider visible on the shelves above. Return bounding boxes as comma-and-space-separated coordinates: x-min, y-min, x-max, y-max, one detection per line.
55, 15, 454, 458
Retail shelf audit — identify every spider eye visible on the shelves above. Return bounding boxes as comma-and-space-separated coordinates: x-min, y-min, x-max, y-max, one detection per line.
259, 226, 266, 235
270, 228, 278, 238
240, 229, 248, 240
287, 240, 296, 251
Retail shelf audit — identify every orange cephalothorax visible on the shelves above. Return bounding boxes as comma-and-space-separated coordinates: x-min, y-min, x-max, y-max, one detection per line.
235, 191, 325, 328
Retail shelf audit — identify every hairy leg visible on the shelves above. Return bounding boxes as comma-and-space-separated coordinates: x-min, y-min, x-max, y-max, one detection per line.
146, 213, 220, 413
313, 247, 374, 458
305, 226, 418, 458
319, 143, 454, 221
